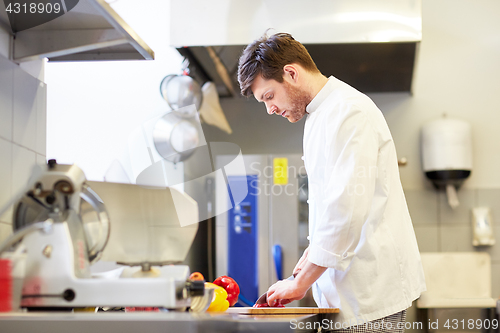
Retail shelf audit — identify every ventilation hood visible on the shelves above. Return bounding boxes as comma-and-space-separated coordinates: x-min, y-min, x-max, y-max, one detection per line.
0, 0, 154, 62
170, 0, 421, 97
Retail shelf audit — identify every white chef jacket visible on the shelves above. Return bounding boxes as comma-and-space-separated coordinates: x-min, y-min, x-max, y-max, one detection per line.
303, 76, 426, 325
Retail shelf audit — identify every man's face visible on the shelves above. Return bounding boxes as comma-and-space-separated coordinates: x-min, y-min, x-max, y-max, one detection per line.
251, 75, 310, 123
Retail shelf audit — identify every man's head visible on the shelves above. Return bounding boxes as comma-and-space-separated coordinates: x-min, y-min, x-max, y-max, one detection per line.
237, 32, 322, 123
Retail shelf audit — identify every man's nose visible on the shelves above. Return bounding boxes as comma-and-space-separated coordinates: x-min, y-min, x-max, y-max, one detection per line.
266, 104, 276, 115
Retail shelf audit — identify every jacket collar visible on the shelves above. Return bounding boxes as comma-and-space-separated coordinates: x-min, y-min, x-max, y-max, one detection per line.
306, 76, 337, 114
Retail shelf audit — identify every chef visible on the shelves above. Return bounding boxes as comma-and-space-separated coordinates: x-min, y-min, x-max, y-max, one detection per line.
237, 32, 426, 331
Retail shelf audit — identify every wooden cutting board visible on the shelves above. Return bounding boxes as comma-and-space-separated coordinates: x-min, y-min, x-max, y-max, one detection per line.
226, 307, 339, 315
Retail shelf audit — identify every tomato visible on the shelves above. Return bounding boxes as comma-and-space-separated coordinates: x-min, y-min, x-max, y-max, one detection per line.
213, 276, 240, 307
189, 272, 205, 281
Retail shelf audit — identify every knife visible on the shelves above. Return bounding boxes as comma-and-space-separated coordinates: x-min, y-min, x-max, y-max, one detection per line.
254, 272, 298, 306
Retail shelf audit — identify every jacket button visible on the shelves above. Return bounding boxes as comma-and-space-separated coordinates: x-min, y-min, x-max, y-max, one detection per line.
301, 156, 305, 160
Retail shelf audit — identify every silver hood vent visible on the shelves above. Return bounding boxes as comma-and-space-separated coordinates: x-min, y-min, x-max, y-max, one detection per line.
170, 0, 421, 97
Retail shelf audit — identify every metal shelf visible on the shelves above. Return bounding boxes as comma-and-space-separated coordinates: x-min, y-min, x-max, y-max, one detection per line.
0, 0, 154, 62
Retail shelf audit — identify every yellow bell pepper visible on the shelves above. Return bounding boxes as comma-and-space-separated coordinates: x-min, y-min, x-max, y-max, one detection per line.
205, 282, 230, 312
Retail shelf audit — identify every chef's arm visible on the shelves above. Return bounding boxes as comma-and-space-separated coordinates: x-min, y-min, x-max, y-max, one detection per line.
293, 246, 309, 276
294, 260, 327, 293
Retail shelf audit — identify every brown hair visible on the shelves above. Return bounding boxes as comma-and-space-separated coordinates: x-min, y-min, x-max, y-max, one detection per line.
237, 32, 320, 97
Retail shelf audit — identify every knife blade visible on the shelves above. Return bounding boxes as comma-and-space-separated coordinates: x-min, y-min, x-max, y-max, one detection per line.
254, 273, 297, 306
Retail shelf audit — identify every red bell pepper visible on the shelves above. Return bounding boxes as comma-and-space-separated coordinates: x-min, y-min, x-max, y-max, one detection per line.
213, 276, 240, 307
253, 300, 285, 308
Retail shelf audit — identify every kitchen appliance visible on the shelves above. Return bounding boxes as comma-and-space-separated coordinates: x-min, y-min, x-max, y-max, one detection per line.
215, 154, 306, 306
421, 116, 472, 208
1, 0, 154, 63
171, 0, 422, 96
0, 161, 205, 310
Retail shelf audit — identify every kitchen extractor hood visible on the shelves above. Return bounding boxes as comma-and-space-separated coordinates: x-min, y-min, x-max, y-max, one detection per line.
170, 0, 421, 96
0, 0, 154, 62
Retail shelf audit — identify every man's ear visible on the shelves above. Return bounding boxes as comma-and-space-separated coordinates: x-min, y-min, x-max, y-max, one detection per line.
283, 64, 299, 83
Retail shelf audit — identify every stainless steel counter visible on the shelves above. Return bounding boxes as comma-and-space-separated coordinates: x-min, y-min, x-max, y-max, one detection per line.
0, 311, 330, 333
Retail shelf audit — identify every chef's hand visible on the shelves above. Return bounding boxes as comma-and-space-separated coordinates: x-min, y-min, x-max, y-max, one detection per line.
293, 246, 309, 276
268, 260, 328, 306
266, 279, 308, 306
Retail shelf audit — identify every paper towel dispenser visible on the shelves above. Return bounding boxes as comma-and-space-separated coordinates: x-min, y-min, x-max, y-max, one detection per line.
421, 116, 472, 208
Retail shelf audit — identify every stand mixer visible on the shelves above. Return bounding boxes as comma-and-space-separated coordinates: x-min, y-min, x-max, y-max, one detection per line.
0, 160, 205, 310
